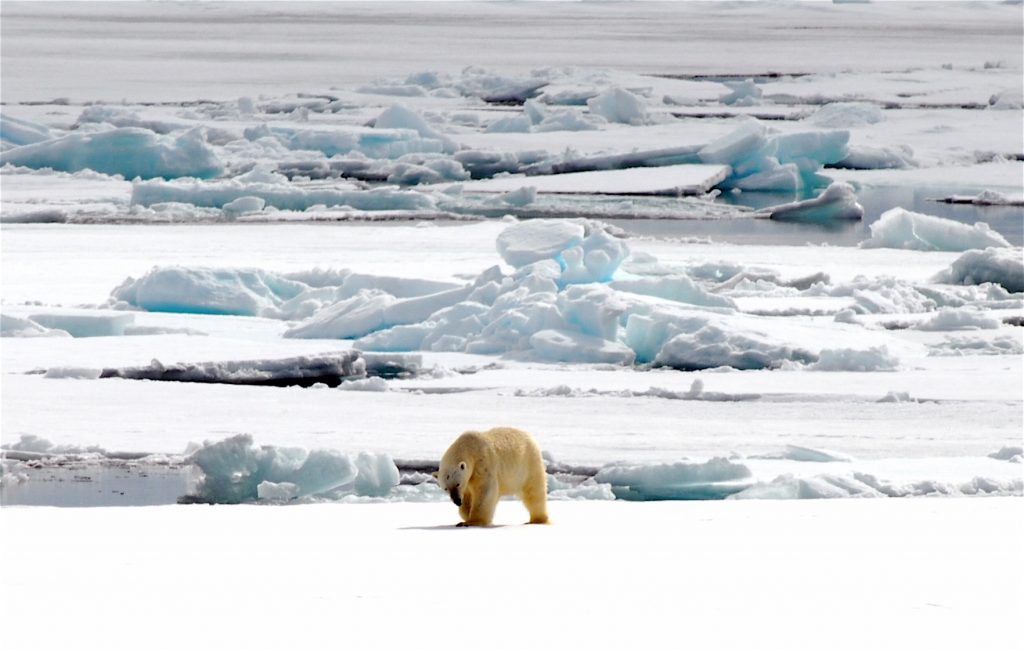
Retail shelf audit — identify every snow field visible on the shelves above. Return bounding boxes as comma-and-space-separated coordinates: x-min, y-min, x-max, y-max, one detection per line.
1, 499, 1022, 652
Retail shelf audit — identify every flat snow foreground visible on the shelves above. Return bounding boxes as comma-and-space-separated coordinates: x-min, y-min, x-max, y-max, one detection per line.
2, 499, 1021, 652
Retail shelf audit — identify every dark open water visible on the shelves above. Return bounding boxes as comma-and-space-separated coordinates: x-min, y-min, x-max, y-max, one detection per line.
610, 187, 1023, 247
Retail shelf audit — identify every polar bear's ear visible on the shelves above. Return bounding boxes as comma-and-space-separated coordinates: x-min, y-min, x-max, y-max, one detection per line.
459, 461, 466, 471
431, 471, 439, 481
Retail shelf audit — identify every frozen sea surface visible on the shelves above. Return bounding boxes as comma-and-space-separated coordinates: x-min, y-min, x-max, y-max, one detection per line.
2, 500, 1022, 652
1, 3, 1022, 649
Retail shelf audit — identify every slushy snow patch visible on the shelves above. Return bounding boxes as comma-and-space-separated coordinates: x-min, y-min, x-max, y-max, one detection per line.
0, 127, 222, 179
861, 208, 1011, 252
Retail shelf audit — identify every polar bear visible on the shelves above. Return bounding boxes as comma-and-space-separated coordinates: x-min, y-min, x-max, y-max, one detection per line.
433, 427, 549, 527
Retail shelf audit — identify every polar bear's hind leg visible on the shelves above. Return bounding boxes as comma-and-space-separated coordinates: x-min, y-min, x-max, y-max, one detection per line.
522, 474, 549, 525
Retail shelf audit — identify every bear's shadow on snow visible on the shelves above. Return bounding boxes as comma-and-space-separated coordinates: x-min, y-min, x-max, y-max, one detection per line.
399, 523, 516, 531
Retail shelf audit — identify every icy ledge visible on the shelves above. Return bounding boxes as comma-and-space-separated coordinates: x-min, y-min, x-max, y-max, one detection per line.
5, 435, 1021, 505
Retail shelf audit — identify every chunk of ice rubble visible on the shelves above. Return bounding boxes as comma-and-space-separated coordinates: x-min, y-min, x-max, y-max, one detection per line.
805, 102, 885, 128
496, 220, 585, 267
26, 311, 134, 338
806, 346, 900, 372
1, 314, 71, 338
247, 122, 450, 159
861, 208, 1011, 252
932, 247, 1024, 293
114, 220, 907, 372
698, 119, 849, 191
729, 474, 884, 499
486, 99, 600, 134
914, 308, 1001, 331
528, 329, 636, 365
594, 458, 754, 500
586, 87, 649, 125
99, 352, 368, 387
1, 113, 54, 147
835, 144, 916, 170
111, 265, 458, 318
988, 446, 1023, 461
131, 172, 435, 212
0, 127, 222, 179
750, 445, 852, 463
766, 181, 864, 222
496, 219, 629, 284
452, 163, 729, 196
373, 105, 458, 152
732, 472, 1023, 499
719, 79, 762, 106
185, 435, 399, 503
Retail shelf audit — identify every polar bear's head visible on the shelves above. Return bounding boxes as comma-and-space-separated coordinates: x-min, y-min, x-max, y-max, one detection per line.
433, 461, 469, 506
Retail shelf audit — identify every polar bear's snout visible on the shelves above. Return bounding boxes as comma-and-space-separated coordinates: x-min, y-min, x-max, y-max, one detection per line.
449, 488, 462, 506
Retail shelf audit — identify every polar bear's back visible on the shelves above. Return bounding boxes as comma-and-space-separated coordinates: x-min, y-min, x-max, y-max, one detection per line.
458, 427, 544, 497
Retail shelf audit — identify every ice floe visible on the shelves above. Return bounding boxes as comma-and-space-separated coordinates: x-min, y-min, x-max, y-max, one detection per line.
111, 265, 458, 319
184, 434, 390, 503
861, 208, 1012, 251
933, 247, 1024, 293
594, 458, 754, 500
0, 113, 55, 148
765, 181, 864, 222
453, 163, 729, 196
131, 167, 435, 213
805, 102, 885, 128
1, 314, 71, 338
1, 127, 222, 180
586, 87, 650, 125
25, 310, 135, 338
913, 308, 1001, 331
698, 119, 849, 191
93, 351, 420, 387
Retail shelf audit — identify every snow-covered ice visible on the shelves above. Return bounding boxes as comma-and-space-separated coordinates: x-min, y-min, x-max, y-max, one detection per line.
1, 2, 1022, 649
2, 500, 1022, 652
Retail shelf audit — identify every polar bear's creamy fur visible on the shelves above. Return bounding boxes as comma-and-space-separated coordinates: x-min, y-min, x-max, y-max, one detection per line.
433, 427, 549, 527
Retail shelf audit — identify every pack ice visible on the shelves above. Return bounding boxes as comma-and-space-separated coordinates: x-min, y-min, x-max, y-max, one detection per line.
105, 218, 928, 371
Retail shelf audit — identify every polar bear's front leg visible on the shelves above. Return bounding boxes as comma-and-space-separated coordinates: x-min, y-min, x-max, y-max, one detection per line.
461, 479, 498, 526
457, 491, 473, 523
